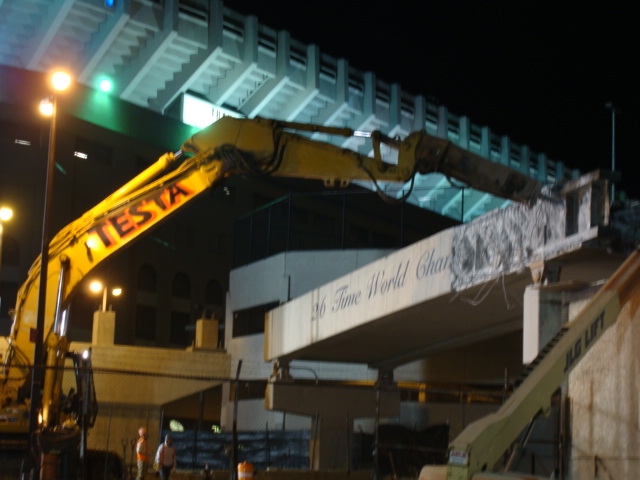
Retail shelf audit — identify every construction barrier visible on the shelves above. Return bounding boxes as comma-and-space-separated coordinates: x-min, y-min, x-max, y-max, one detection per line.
238, 461, 253, 480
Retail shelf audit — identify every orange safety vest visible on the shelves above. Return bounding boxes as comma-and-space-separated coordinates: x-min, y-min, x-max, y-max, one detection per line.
136, 438, 149, 461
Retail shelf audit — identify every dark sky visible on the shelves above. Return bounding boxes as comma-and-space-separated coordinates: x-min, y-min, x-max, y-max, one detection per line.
231, 1, 638, 198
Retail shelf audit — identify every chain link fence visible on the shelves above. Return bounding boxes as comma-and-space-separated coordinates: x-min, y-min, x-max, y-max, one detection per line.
2, 364, 517, 480
84, 366, 509, 479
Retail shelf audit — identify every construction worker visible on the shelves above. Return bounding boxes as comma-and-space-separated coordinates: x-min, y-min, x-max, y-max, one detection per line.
136, 427, 149, 480
155, 434, 177, 480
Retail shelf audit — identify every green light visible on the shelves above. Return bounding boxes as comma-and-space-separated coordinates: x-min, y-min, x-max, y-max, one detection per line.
99, 79, 113, 92
169, 419, 184, 431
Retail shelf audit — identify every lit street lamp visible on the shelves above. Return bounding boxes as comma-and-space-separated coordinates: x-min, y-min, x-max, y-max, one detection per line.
89, 280, 121, 348
0, 206, 13, 276
29, 70, 72, 468
89, 280, 122, 311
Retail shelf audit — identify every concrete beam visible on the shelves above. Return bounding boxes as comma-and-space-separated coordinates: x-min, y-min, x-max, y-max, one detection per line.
71, 342, 230, 405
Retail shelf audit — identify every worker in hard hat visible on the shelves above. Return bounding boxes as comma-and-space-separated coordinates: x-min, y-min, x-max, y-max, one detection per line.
136, 427, 149, 480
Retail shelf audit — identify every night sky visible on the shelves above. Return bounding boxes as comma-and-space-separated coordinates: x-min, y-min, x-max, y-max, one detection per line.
231, 1, 638, 198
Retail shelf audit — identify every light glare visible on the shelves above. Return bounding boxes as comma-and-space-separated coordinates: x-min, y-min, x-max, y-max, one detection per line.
39, 98, 54, 116
51, 72, 71, 91
99, 79, 112, 92
354, 130, 372, 138
89, 280, 103, 293
0, 207, 13, 222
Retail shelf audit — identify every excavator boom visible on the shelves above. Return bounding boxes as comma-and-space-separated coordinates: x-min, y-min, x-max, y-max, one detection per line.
182, 117, 541, 203
0, 115, 542, 473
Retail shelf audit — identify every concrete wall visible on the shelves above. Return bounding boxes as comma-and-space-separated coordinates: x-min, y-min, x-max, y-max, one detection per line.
71, 341, 230, 456
568, 297, 640, 478
222, 250, 393, 432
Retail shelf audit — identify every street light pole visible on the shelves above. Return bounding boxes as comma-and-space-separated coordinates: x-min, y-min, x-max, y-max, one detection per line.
101, 287, 108, 312
89, 280, 123, 311
29, 93, 57, 472
29, 72, 71, 475
28, 90, 57, 462
605, 102, 619, 204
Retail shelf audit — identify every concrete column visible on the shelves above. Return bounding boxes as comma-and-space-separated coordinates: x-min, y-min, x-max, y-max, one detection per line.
413, 95, 426, 131
310, 414, 353, 470
500, 135, 511, 166
436, 105, 448, 139
521, 145, 531, 176
480, 126, 490, 158
194, 318, 218, 349
92, 310, 115, 346
458, 116, 470, 150
265, 381, 400, 470
536, 153, 548, 181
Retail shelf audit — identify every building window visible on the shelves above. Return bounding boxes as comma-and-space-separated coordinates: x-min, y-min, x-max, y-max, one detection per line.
170, 311, 191, 346
232, 301, 279, 337
172, 272, 190, 299
138, 264, 157, 292
135, 304, 157, 341
205, 279, 223, 306
229, 380, 267, 401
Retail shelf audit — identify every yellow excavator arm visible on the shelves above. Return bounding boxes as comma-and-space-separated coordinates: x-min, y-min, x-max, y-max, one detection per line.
182, 117, 541, 203
1, 115, 541, 437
